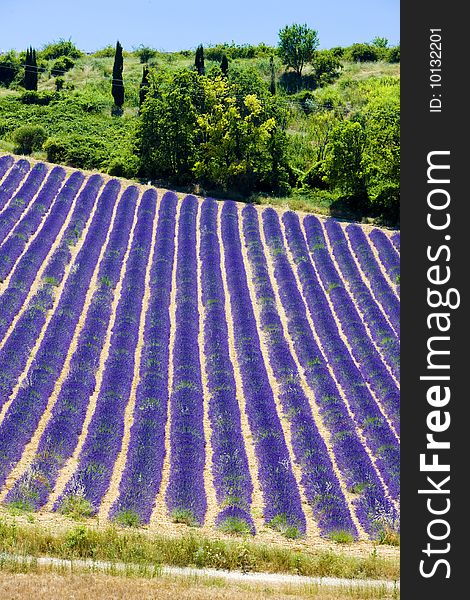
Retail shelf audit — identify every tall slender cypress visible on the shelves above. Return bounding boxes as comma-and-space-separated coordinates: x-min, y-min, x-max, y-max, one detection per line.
139, 64, 150, 109
24, 47, 38, 91
31, 48, 38, 91
269, 55, 276, 95
195, 44, 205, 76
112, 40, 124, 108
220, 54, 229, 76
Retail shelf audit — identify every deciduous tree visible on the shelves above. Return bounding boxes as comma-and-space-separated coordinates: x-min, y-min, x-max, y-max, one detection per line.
278, 23, 319, 77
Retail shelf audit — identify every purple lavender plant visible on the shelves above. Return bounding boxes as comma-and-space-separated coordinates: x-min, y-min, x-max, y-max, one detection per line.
346, 224, 400, 334
109, 191, 178, 525
303, 215, 400, 430
282, 212, 399, 498
242, 204, 357, 539
262, 207, 398, 537
0, 162, 48, 245
0, 180, 121, 493
221, 201, 306, 536
54, 187, 155, 514
6, 185, 140, 511
0, 159, 30, 211
199, 198, 255, 533
165, 195, 207, 526
0, 166, 66, 281
369, 229, 400, 291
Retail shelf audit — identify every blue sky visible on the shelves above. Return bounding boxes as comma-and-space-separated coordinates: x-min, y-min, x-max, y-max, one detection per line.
2, 0, 399, 53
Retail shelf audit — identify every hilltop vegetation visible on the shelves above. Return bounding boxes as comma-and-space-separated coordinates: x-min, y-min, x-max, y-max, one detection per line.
0, 33, 400, 224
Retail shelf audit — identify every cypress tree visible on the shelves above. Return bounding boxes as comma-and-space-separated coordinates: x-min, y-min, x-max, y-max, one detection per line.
24, 47, 38, 91
112, 40, 124, 108
195, 44, 205, 75
24, 47, 31, 90
220, 54, 229, 76
31, 48, 38, 91
139, 64, 150, 108
269, 55, 276, 95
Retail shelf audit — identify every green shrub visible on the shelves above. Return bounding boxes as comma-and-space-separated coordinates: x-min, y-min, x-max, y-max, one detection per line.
268, 514, 302, 539
134, 45, 158, 63
303, 161, 329, 190
171, 508, 199, 527
51, 55, 75, 76
107, 155, 139, 179
217, 517, 253, 536
55, 76, 65, 91
43, 135, 108, 170
91, 45, 116, 58
58, 494, 94, 520
12, 125, 47, 154
113, 509, 141, 528
41, 39, 83, 60
344, 43, 380, 62
0, 51, 21, 87
328, 530, 355, 543
20, 90, 57, 105
387, 46, 400, 63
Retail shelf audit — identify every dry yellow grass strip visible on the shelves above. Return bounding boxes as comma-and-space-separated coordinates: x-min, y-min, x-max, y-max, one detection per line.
149, 197, 182, 527
216, 202, 266, 535
0, 185, 131, 502
257, 210, 368, 541
278, 217, 399, 514
195, 198, 219, 528
97, 191, 161, 520
297, 219, 400, 444
0, 176, 98, 428
0, 571, 399, 600
44, 187, 140, 512
238, 204, 318, 540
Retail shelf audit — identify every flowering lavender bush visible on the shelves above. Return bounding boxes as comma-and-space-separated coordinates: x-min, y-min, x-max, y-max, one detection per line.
282, 212, 399, 499
222, 201, 306, 536
369, 228, 400, 290
262, 207, 397, 536
0, 155, 14, 181
165, 195, 207, 526
242, 204, 356, 539
322, 218, 400, 383
199, 198, 254, 533
346, 224, 400, 334
0, 179, 121, 495
110, 191, 178, 525
0, 158, 30, 211
55, 186, 154, 513
7, 183, 137, 511
303, 215, 400, 430
0, 171, 84, 341
0, 162, 48, 245
0, 166, 66, 281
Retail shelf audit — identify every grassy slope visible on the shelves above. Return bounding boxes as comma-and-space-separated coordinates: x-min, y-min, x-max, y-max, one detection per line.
0, 54, 399, 221
0, 514, 399, 581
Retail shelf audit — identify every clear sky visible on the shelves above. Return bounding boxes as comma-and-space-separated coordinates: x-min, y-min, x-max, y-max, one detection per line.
1, 0, 399, 53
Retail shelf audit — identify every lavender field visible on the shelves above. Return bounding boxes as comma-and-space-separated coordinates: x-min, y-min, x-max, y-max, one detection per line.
0, 155, 400, 542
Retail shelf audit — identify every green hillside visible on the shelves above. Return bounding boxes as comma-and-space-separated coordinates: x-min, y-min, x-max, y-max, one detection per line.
0, 38, 399, 224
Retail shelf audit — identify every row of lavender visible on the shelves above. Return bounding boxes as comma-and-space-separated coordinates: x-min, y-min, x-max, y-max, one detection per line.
0, 157, 400, 539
